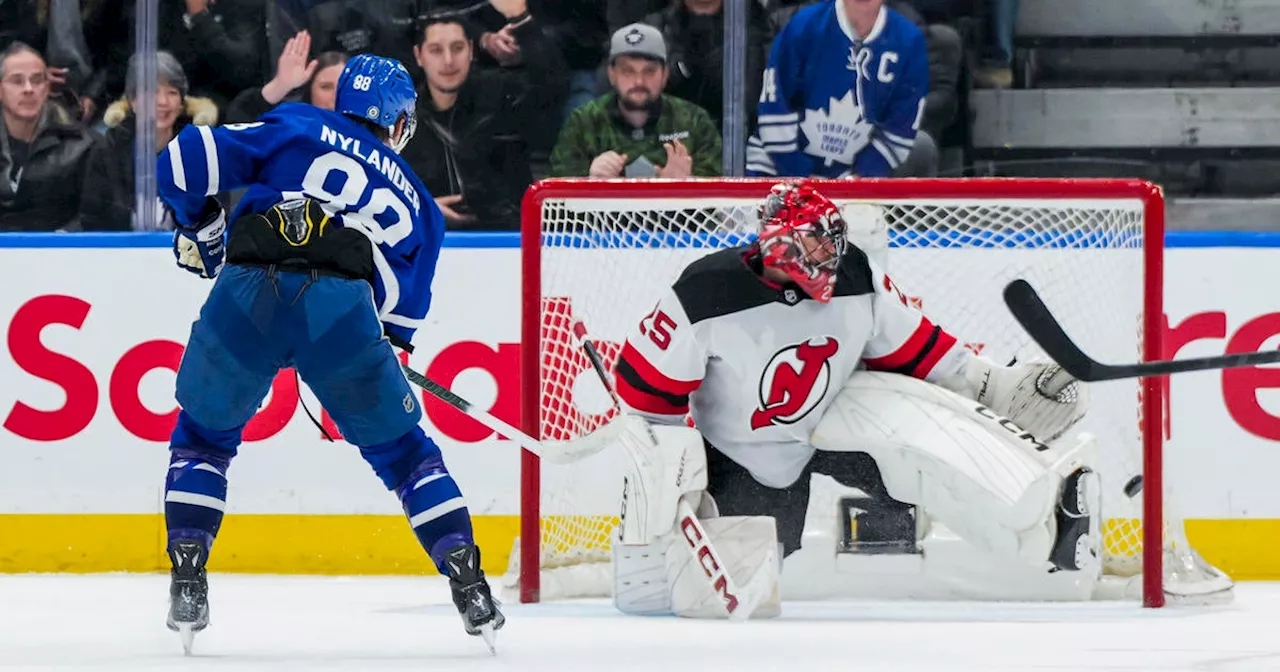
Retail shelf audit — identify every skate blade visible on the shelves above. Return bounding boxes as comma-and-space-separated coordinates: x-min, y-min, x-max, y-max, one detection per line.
177, 623, 196, 656
478, 622, 497, 655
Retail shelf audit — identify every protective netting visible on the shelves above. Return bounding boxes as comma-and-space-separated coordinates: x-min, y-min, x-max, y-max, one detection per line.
519, 181, 1211, 601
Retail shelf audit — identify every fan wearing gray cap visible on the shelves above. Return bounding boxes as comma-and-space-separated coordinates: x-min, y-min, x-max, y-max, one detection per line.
549, 22, 722, 179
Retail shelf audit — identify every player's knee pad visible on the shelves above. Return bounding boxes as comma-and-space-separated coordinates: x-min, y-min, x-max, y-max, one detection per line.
811, 370, 1099, 569
169, 411, 241, 468
361, 426, 442, 491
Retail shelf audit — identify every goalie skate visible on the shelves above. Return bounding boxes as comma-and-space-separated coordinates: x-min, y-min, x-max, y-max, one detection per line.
444, 544, 505, 654
165, 541, 209, 656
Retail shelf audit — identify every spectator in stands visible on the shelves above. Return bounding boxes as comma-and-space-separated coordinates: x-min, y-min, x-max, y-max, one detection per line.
278, 0, 419, 84
79, 52, 217, 231
86, 0, 268, 121
642, 0, 770, 131
174, 0, 270, 105
401, 0, 565, 230
0, 43, 95, 232
764, 0, 961, 146
224, 31, 346, 123
551, 23, 722, 179
748, 0, 938, 179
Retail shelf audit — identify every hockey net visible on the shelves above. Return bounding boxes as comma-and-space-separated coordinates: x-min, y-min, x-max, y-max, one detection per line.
513, 178, 1231, 608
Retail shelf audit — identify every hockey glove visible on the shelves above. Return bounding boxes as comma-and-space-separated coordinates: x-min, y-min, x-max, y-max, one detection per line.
173, 199, 227, 279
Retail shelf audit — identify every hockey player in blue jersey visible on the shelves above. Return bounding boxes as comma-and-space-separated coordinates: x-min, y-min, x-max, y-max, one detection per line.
747, 0, 929, 178
155, 53, 504, 654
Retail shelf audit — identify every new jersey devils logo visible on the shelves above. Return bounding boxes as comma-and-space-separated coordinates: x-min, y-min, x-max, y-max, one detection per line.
750, 337, 840, 429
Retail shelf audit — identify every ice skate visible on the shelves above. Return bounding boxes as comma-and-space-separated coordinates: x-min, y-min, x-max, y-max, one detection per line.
1050, 467, 1101, 572
444, 544, 505, 654
165, 540, 210, 656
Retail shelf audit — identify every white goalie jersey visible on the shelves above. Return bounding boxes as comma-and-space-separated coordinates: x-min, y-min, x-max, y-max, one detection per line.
614, 244, 970, 489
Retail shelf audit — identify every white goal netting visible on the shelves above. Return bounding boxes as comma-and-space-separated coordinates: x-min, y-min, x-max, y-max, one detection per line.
514, 178, 1230, 607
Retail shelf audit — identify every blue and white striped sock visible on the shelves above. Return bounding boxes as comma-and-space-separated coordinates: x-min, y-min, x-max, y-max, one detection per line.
398, 469, 475, 575
164, 452, 229, 551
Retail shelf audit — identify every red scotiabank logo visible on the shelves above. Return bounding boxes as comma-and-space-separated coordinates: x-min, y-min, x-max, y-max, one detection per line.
1164, 310, 1280, 441
5, 295, 1277, 444
2, 295, 523, 443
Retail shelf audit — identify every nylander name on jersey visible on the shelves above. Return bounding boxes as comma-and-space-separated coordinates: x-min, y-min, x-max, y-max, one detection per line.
317, 125, 421, 216
747, 2, 929, 179
157, 102, 446, 346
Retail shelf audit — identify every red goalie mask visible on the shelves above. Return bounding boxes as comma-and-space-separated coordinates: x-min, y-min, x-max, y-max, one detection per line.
755, 183, 848, 303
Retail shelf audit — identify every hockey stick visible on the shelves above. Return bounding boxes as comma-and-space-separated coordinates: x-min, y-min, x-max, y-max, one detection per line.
567, 322, 777, 622
398, 363, 614, 464
399, 364, 541, 454
1004, 279, 1280, 382
399, 335, 774, 620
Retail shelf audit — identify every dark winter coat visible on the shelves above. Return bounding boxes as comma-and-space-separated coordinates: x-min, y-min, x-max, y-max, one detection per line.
642, 3, 771, 130
399, 16, 566, 231
0, 101, 97, 231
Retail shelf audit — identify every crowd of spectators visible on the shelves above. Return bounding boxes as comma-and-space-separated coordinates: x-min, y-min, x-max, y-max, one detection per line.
0, 0, 1016, 232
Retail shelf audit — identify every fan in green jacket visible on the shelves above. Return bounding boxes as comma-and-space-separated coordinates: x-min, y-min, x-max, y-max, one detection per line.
550, 22, 722, 179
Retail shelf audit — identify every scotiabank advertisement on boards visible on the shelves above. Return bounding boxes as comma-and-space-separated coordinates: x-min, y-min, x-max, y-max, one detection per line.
0, 241, 1277, 576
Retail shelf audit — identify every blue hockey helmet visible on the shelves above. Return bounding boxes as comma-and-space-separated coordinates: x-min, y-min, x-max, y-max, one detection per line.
335, 53, 418, 154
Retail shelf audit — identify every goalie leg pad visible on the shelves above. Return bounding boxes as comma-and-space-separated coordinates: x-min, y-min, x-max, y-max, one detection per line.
811, 371, 1099, 569
613, 538, 674, 616
667, 516, 781, 620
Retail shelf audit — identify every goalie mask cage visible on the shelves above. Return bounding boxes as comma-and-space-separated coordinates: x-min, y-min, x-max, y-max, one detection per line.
517, 177, 1225, 609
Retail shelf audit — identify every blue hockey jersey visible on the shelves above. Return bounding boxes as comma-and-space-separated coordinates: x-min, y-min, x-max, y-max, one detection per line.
156, 102, 445, 346
747, 2, 929, 178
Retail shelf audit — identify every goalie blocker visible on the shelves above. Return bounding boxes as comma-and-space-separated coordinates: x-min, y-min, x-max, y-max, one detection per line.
610, 360, 1103, 619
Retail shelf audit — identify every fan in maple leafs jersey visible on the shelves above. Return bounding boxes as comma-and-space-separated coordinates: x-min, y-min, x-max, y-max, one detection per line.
602, 183, 1103, 619
746, 1, 928, 178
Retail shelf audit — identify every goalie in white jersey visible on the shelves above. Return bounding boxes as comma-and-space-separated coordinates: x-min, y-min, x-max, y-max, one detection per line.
602, 182, 1100, 618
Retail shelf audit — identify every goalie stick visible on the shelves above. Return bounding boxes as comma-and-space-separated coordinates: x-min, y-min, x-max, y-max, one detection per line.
1004, 279, 1280, 382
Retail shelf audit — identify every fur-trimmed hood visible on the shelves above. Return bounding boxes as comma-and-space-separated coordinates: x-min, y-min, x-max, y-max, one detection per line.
102, 95, 219, 129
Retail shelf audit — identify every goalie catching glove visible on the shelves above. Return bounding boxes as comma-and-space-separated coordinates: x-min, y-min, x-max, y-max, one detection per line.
939, 355, 1089, 442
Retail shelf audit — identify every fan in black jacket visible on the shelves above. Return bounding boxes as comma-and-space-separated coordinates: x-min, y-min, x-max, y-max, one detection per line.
400, 0, 566, 231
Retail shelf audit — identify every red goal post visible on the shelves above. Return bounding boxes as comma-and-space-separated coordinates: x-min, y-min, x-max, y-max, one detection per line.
518, 177, 1172, 607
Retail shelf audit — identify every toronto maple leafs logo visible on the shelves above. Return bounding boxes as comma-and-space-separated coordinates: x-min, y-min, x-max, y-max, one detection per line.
801, 92, 874, 167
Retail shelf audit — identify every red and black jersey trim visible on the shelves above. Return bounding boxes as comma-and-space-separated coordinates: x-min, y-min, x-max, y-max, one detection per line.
863, 318, 959, 379
615, 343, 700, 416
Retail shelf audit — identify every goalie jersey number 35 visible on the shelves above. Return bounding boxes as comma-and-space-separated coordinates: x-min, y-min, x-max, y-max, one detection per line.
614, 246, 966, 490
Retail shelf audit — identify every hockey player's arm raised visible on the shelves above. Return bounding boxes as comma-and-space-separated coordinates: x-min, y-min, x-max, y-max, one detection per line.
861, 263, 965, 382
861, 262, 1088, 441
614, 288, 706, 425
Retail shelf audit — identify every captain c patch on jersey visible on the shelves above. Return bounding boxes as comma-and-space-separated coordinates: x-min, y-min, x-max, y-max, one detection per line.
750, 337, 840, 429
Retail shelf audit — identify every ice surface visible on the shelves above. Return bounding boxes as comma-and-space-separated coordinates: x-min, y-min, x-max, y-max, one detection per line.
1, 574, 1279, 671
